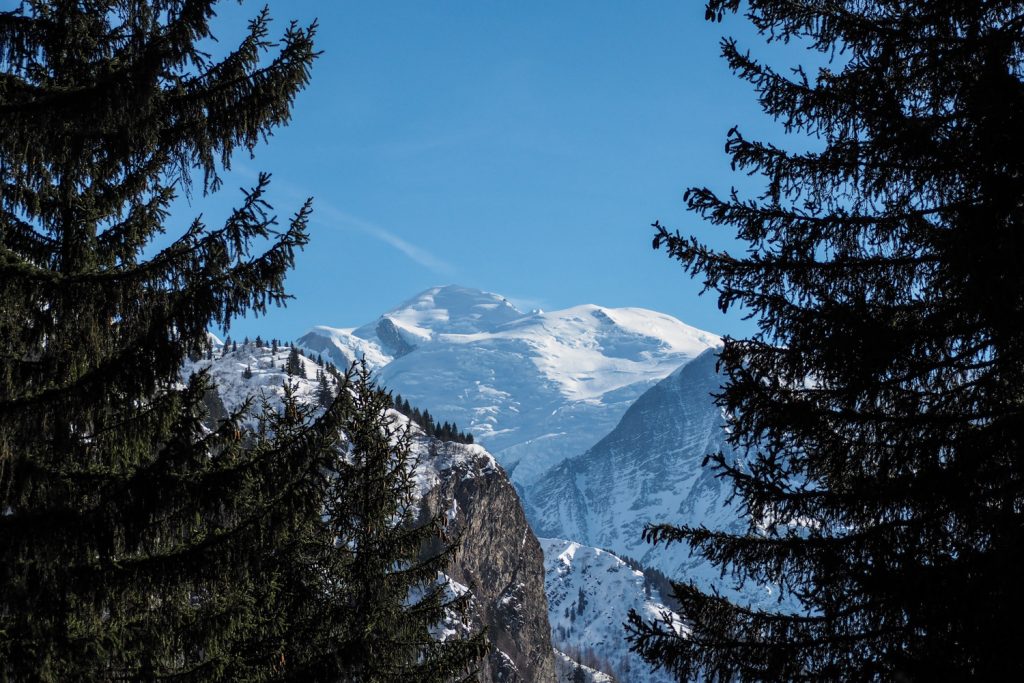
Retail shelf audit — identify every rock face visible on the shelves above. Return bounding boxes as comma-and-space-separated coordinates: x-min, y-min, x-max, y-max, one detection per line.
418, 442, 557, 682
375, 317, 416, 357
527, 349, 746, 586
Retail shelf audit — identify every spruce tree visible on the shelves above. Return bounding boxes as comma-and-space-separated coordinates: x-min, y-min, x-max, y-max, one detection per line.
628, 1, 1024, 680
289, 362, 487, 681
0, 1, 334, 678
316, 371, 334, 410
285, 345, 304, 378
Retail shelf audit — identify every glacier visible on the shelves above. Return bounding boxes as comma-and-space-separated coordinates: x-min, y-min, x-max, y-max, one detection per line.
296, 284, 720, 486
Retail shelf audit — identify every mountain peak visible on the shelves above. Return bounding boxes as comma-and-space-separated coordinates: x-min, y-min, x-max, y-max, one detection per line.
359, 285, 526, 340
298, 286, 721, 486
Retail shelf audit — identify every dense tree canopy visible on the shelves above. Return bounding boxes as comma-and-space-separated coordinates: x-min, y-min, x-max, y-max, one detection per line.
628, 1, 1024, 680
291, 363, 487, 682
0, 0, 336, 678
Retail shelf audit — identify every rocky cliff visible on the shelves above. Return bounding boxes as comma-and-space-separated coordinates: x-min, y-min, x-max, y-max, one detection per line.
418, 441, 557, 682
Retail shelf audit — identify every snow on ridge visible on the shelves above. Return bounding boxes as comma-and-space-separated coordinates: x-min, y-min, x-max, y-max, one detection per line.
299, 285, 721, 487
410, 431, 500, 500
184, 343, 325, 418
541, 537, 683, 683
353, 284, 526, 341
295, 325, 392, 371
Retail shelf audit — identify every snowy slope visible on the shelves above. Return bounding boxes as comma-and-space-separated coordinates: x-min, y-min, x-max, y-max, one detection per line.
297, 285, 719, 485
542, 538, 683, 683
528, 350, 777, 607
185, 344, 325, 416
553, 650, 614, 683
294, 325, 392, 370
183, 341, 557, 681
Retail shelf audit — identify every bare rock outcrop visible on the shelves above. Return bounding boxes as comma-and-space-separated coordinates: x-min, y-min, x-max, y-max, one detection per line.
419, 442, 557, 682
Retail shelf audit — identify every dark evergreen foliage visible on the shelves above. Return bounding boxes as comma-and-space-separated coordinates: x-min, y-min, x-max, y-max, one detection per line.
287, 362, 487, 682
0, 0, 338, 678
285, 345, 303, 378
316, 370, 334, 409
628, 1, 1024, 680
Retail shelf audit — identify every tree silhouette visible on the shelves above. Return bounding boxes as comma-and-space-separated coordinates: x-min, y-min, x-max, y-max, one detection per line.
0, 0, 334, 677
628, 1, 1024, 680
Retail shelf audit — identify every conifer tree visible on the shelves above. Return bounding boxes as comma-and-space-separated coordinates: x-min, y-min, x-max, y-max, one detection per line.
285, 346, 304, 378
0, 1, 335, 678
628, 1, 1024, 680
316, 371, 334, 410
288, 362, 487, 681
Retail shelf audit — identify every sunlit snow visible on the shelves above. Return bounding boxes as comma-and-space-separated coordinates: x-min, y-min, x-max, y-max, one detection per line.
297, 285, 719, 485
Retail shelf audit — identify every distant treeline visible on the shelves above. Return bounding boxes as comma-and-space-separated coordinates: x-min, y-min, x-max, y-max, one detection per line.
613, 551, 682, 613
391, 393, 475, 445
203, 336, 474, 445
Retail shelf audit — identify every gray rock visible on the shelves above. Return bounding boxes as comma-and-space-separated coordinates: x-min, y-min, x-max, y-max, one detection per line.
421, 442, 558, 682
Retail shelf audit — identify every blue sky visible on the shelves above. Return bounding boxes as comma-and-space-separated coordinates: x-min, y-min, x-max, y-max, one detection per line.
175, 1, 796, 341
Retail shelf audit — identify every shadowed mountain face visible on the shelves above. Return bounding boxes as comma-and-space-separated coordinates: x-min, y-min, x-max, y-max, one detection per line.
526, 350, 754, 593
296, 285, 719, 487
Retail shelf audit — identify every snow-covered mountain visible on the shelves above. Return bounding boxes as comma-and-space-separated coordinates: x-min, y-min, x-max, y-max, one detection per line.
297, 285, 719, 485
527, 349, 766, 605
542, 538, 683, 683
183, 341, 559, 682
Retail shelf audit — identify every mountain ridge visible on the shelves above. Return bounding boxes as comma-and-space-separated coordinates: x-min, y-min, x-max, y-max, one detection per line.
296, 285, 720, 485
